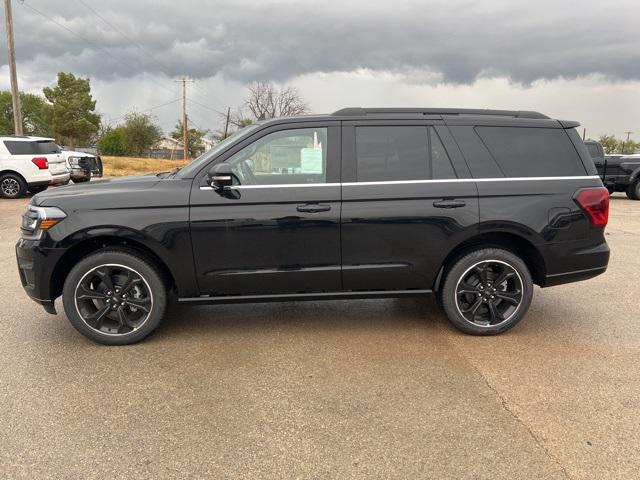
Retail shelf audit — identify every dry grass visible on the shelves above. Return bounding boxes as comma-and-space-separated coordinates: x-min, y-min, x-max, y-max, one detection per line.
101, 156, 190, 177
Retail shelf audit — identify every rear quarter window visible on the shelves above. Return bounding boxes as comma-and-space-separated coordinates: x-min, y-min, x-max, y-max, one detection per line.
36, 141, 61, 154
476, 127, 586, 177
3, 141, 39, 155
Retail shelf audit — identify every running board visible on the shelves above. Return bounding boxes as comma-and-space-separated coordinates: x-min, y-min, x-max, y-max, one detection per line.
178, 289, 433, 305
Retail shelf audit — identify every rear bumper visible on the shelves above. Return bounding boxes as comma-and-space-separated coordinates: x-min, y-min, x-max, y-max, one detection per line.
540, 239, 610, 287
15, 239, 65, 314
49, 172, 70, 185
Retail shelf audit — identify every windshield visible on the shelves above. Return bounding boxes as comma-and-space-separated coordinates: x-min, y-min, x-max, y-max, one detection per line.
176, 124, 261, 178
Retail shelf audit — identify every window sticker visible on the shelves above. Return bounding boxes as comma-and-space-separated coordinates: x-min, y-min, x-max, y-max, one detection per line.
300, 148, 323, 173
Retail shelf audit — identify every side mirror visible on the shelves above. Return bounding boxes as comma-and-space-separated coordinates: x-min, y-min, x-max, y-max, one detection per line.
207, 163, 233, 189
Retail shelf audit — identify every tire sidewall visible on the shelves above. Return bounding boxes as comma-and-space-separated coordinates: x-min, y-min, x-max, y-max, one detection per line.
0, 173, 27, 199
62, 250, 167, 345
441, 248, 533, 335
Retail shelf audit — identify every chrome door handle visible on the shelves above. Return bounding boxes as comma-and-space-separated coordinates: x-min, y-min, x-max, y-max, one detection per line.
433, 199, 466, 209
296, 204, 331, 213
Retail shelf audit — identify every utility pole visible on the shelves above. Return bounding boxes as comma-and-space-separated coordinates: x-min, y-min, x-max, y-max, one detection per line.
223, 106, 231, 138
175, 77, 193, 161
621, 131, 633, 154
4, 0, 23, 135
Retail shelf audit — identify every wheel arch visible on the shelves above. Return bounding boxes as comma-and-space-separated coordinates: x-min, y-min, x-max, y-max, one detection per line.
50, 235, 177, 300
433, 231, 546, 291
0, 169, 27, 183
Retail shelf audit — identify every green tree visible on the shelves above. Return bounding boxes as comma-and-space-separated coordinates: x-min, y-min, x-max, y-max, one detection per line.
97, 126, 126, 156
0, 91, 52, 136
619, 138, 640, 155
598, 134, 619, 154
171, 120, 207, 158
120, 112, 162, 156
43, 72, 100, 148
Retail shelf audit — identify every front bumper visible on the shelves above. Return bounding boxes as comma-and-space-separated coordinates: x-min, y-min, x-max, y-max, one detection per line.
16, 238, 65, 314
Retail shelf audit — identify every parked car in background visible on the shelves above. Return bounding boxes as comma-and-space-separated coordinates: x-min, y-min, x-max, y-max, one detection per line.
585, 140, 640, 199
16, 108, 610, 345
60, 150, 103, 183
0, 136, 69, 198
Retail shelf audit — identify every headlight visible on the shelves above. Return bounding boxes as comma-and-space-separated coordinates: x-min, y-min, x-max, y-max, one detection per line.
67, 156, 82, 167
21, 205, 66, 239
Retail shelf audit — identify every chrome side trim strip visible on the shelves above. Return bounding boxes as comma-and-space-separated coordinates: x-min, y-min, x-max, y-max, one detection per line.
199, 176, 600, 190
342, 176, 600, 186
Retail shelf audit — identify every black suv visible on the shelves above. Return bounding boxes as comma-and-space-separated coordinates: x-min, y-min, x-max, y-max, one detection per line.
16, 108, 610, 344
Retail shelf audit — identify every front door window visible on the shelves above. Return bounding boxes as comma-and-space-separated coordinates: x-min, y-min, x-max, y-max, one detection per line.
226, 127, 328, 185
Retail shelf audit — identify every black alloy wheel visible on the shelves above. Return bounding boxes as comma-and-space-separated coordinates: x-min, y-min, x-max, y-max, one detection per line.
74, 264, 153, 335
63, 250, 168, 345
441, 248, 533, 335
455, 260, 523, 327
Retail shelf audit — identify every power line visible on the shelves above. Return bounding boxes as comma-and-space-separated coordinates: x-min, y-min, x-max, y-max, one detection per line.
20, 1, 178, 97
186, 96, 225, 116
106, 98, 181, 123
76, 0, 224, 110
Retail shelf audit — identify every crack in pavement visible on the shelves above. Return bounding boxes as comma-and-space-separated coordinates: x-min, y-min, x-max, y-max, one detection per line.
445, 335, 573, 480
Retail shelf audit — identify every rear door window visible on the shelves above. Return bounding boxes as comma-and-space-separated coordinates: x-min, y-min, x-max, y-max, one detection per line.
476, 127, 586, 177
355, 126, 457, 182
3, 141, 39, 155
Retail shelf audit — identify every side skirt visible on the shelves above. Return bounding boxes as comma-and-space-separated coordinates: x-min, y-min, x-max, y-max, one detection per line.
178, 289, 433, 305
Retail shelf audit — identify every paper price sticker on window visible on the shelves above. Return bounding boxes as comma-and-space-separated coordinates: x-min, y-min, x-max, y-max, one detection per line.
300, 148, 323, 174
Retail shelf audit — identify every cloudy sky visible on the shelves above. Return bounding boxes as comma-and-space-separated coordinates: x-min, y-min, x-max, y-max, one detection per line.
2, 0, 639, 139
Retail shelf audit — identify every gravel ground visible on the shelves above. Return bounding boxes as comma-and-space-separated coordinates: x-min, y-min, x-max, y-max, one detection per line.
0, 193, 638, 479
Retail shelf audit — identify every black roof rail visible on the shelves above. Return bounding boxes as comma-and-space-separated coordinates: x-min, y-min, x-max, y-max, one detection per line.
332, 107, 550, 120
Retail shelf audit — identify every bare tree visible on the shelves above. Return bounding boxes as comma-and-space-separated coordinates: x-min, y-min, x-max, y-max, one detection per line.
244, 82, 308, 121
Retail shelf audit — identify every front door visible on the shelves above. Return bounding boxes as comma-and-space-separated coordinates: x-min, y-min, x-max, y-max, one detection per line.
190, 122, 342, 296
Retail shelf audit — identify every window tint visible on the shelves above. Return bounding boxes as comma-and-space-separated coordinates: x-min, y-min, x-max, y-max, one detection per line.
586, 143, 602, 159
356, 126, 428, 182
430, 129, 456, 179
3, 141, 39, 155
355, 126, 457, 182
36, 141, 61, 154
476, 127, 586, 177
226, 127, 327, 185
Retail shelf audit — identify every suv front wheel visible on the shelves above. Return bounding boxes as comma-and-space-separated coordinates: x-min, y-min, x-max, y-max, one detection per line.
62, 250, 168, 345
441, 248, 533, 335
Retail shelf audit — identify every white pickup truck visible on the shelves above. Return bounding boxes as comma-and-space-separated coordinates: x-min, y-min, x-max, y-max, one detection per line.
60, 149, 103, 183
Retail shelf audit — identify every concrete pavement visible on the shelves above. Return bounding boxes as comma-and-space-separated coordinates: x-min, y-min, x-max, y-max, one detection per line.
0, 194, 638, 479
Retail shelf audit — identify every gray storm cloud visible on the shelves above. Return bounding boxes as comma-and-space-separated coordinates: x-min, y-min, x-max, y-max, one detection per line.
3, 0, 640, 84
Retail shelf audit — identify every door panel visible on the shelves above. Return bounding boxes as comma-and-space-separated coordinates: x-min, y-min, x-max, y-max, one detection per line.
341, 181, 478, 290
340, 122, 479, 291
190, 123, 341, 296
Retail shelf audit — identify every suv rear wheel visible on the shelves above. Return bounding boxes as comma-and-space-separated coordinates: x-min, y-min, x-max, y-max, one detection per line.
626, 180, 640, 200
62, 250, 168, 345
441, 248, 533, 335
0, 173, 27, 198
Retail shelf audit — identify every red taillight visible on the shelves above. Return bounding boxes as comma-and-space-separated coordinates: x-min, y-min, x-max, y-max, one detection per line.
574, 187, 609, 227
32, 157, 49, 170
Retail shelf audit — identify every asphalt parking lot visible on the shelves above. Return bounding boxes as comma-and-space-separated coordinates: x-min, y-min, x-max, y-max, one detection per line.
0, 194, 638, 479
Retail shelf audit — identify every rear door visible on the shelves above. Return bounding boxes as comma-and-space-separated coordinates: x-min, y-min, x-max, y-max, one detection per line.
340, 120, 479, 291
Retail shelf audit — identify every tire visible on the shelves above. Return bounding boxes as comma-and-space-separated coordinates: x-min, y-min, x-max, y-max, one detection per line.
606, 185, 615, 195
0, 172, 28, 198
28, 185, 48, 195
440, 248, 533, 335
626, 180, 640, 200
72, 177, 90, 183
62, 249, 168, 345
